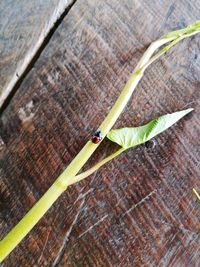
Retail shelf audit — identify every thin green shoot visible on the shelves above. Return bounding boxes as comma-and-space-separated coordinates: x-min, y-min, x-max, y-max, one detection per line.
192, 188, 200, 201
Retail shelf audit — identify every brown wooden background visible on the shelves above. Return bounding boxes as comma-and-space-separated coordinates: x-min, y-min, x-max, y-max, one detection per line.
0, 0, 75, 107
0, 0, 200, 266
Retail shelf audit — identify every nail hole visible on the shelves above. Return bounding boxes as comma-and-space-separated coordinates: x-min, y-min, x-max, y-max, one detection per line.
145, 139, 156, 149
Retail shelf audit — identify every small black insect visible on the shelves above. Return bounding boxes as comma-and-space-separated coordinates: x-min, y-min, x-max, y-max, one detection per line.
91, 130, 102, 144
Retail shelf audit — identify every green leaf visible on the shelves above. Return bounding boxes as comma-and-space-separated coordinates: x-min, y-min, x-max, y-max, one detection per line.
107, 108, 193, 149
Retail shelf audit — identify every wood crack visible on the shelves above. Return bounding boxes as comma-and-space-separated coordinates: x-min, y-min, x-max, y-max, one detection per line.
0, 0, 78, 114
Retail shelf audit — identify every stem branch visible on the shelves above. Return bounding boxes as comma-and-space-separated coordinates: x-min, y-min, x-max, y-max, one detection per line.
69, 147, 125, 186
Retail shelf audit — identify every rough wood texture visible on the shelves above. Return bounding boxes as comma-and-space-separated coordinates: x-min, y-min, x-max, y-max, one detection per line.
0, 0, 74, 107
0, 0, 200, 266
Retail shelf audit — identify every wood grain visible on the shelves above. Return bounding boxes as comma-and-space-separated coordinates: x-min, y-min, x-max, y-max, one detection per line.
0, 0, 74, 107
0, 0, 200, 266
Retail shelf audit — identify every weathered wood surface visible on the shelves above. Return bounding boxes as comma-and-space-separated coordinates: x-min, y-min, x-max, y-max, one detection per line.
0, 0, 200, 266
0, 0, 74, 107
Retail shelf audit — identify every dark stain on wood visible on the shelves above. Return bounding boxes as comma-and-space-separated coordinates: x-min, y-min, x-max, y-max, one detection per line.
0, 0, 200, 266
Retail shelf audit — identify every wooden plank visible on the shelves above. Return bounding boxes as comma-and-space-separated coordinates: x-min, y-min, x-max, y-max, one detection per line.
0, 0, 200, 266
0, 0, 74, 108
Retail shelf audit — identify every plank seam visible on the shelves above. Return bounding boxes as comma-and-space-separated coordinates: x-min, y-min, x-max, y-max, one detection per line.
0, 0, 78, 115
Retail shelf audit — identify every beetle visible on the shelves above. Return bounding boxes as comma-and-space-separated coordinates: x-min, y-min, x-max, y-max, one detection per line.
91, 130, 102, 144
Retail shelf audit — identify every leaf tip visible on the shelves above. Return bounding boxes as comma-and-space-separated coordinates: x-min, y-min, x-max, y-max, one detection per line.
184, 107, 194, 114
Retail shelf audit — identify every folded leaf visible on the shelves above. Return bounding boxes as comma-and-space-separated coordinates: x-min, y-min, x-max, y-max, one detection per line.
107, 108, 193, 149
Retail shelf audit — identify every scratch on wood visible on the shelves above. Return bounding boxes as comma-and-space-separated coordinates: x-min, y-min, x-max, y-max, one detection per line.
66, 188, 94, 215
73, 188, 94, 205
122, 189, 157, 217
158, 220, 200, 235
37, 231, 50, 264
0, 136, 5, 150
78, 214, 108, 239
52, 198, 85, 267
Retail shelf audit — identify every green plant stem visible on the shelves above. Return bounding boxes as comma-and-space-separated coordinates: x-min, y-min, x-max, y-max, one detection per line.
140, 34, 192, 72
68, 147, 125, 186
0, 22, 199, 262
192, 188, 200, 201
